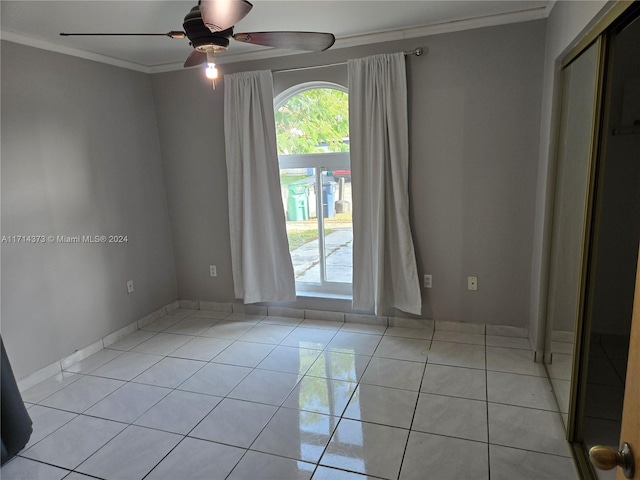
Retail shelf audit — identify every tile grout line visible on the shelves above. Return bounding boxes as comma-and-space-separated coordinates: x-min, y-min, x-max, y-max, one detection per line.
76, 310, 216, 479
600, 340, 627, 386
485, 333, 492, 480
38, 318, 397, 477
305, 325, 382, 478
394, 330, 433, 480
17, 310, 556, 480
188, 313, 285, 461
206, 312, 342, 479
245, 318, 400, 477
24, 310, 214, 479
78, 309, 259, 479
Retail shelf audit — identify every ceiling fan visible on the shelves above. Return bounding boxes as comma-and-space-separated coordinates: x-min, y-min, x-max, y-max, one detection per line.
60, 0, 336, 72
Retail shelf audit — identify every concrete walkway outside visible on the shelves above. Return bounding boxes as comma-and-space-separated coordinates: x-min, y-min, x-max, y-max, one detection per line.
290, 228, 353, 284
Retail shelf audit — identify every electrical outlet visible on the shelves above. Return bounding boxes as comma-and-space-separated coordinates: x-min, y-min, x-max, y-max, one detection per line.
209, 265, 217, 277
468, 276, 478, 291
126, 280, 134, 294
423, 274, 432, 288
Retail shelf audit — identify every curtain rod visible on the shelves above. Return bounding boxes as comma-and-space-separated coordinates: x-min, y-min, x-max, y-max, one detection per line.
272, 47, 425, 74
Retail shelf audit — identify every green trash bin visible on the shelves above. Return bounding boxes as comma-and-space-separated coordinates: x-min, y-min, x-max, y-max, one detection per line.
286, 183, 309, 221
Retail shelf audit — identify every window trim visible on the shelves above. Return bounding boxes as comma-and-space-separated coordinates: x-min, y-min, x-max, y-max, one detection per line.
278, 152, 349, 170
275, 82, 352, 298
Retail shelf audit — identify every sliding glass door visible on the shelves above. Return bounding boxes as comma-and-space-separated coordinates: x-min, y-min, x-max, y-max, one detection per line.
280, 154, 352, 296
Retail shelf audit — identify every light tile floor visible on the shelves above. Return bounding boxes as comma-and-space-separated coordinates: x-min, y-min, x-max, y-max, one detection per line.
582, 334, 629, 480
2, 310, 580, 480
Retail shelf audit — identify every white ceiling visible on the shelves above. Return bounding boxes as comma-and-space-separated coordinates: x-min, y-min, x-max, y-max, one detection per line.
1, 1, 551, 72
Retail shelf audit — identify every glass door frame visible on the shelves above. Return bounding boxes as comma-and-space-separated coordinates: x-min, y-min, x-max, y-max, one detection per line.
279, 152, 352, 296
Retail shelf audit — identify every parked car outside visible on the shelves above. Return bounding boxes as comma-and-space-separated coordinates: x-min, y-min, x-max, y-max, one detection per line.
332, 170, 351, 181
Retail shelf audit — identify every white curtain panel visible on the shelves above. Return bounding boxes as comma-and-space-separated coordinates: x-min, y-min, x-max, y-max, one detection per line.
348, 53, 422, 315
223, 70, 296, 304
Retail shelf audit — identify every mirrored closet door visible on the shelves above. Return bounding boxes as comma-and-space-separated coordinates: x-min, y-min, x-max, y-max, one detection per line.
543, 3, 640, 479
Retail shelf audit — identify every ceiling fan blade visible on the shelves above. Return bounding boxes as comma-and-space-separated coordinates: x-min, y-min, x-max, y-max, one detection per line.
184, 50, 208, 68
200, 0, 253, 33
60, 31, 186, 39
233, 31, 335, 51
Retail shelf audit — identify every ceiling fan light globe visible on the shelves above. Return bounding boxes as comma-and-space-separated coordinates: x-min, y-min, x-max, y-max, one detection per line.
205, 63, 218, 79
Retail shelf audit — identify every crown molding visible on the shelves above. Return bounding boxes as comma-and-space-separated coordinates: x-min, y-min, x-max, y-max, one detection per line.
335, 5, 548, 49
545, 1, 558, 17
4, 5, 548, 75
149, 60, 192, 74
1, 30, 151, 73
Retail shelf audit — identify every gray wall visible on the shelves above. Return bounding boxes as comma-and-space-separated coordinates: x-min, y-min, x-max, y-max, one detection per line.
1, 41, 178, 379
152, 19, 546, 327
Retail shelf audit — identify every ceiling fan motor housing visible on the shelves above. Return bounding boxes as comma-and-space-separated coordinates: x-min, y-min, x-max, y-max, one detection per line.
183, 5, 231, 51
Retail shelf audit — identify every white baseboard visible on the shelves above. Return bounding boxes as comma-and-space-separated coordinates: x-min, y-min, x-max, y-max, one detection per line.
18, 299, 534, 392
17, 302, 175, 392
